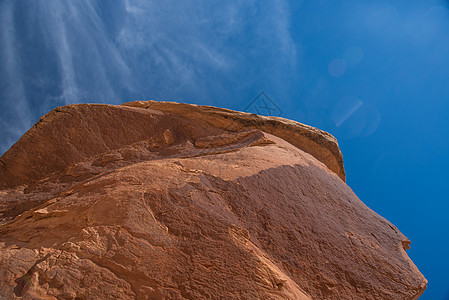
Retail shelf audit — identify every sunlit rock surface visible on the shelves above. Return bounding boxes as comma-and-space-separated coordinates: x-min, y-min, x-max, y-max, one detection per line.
0, 101, 426, 299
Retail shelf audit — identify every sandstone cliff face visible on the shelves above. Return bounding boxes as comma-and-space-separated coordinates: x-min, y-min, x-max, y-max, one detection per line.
0, 101, 426, 299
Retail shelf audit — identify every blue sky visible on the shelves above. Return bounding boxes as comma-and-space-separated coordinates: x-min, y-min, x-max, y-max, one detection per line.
1, 1, 448, 298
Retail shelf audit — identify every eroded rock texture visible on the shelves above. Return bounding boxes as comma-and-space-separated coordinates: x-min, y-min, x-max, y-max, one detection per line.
0, 101, 426, 299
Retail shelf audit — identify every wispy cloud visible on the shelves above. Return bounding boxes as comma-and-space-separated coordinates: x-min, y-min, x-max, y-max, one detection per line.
115, 0, 297, 100
0, 0, 33, 153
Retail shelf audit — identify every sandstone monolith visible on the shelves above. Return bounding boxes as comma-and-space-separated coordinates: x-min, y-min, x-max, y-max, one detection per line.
0, 101, 426, 299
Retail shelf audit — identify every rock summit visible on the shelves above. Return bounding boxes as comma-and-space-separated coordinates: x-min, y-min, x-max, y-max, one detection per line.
0, 101, 426, 299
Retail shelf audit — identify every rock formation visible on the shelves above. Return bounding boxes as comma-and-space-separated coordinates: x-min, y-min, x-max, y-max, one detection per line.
0, 101, 426, 299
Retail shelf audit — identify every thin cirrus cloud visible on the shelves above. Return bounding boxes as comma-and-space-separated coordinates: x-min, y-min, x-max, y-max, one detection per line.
117, 0, 297, 99
0, 1, 32, 151
0, 0, 297, 155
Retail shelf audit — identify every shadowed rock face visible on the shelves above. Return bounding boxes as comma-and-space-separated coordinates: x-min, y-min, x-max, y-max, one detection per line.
0, 101, 426, 299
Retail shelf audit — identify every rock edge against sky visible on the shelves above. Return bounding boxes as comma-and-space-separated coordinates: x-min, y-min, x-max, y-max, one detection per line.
0, 101, 426, 299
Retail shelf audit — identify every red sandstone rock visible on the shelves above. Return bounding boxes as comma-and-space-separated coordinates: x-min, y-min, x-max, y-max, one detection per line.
0, 101, 426, 299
